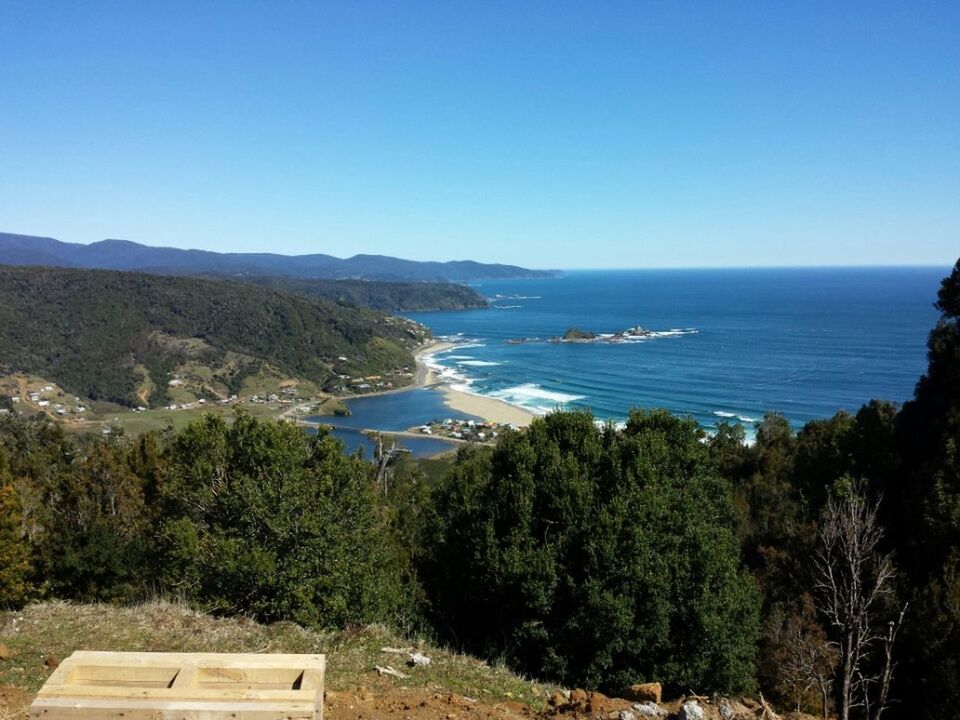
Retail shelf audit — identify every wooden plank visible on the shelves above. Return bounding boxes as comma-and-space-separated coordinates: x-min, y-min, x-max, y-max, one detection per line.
64, 651, 324, 668
171, 662, 199, 689
67, 664, 181, 687
37, 686, 313, 701
30, 696, 315, 720
30, 651, 326, 720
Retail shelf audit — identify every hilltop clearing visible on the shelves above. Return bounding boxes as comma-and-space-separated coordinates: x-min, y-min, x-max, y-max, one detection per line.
0, 602, 809, 720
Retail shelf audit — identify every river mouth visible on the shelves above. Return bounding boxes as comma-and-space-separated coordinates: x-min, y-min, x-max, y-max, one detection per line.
305, 388, 483, 459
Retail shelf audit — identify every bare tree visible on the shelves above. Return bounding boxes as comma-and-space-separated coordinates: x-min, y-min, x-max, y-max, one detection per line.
770, 594, 838, 719
814, 485, 907, 720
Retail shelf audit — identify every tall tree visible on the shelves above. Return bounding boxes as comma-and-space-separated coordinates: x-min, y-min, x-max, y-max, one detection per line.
0, 452, 32, 608
814, 482, 905, 720
894, 259, 960, 718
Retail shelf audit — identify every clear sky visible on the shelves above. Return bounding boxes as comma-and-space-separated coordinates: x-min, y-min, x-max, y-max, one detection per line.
1, 1, 957, 268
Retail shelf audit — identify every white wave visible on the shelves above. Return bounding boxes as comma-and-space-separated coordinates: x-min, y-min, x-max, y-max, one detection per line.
713, 410, 759, 424
494, 304, 522, 309
457, 360, 502, 367
627, 328, 699, 341
491, 383, 586, 406
443, 354, 475, 360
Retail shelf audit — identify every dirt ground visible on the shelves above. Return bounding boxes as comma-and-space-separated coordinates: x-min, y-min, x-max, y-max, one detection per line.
0, 683, 816, 720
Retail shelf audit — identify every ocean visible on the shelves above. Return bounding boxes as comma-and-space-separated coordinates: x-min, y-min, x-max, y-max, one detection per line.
406, 267, 948, 433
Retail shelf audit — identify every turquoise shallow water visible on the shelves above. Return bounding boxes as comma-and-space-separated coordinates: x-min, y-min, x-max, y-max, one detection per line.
406, 267, 948, 431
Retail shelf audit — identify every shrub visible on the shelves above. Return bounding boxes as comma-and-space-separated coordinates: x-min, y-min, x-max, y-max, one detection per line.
422, 409, 760, 695
156, 412, 415, 627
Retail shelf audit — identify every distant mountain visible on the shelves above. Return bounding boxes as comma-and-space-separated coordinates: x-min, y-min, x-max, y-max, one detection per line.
239, 276, 488, 312
0, 232, 558, 282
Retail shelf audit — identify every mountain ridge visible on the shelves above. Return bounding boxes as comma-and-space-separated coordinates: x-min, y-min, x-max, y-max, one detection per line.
0, 232, 558, 282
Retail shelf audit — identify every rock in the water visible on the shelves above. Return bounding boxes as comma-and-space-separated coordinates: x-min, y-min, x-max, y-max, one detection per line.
678, 700, 704, 720
632, 702, 664, 717
407, 652, 431, 667
623, 683, 662, 704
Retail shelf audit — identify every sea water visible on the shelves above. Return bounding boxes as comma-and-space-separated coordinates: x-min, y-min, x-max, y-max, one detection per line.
407, 267, 948, 432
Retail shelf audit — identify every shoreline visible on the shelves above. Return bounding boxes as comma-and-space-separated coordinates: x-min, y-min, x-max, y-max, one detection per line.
415, 339, 536, 428
314, 339, 537, 435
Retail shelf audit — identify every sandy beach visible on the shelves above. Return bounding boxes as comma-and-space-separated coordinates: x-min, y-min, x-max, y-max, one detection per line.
415, 340, 536, 427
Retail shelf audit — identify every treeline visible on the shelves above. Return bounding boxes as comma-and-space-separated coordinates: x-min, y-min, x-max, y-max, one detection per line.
0, 266, 426, 406
0, 414, 417, 627
1, 259, 957, 719
232, 275, 489, 312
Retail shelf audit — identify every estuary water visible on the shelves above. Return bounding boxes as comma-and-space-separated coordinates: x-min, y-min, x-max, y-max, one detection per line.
407, 267, 948, 432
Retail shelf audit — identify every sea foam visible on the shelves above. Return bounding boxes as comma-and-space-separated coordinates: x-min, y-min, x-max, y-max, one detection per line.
490, 383, 586, 413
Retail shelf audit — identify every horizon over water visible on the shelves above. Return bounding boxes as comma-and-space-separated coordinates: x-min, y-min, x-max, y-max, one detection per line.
408, 266, 948, 433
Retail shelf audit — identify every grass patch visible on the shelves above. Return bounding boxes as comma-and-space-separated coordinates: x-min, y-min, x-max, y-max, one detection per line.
0, 602, 557, 707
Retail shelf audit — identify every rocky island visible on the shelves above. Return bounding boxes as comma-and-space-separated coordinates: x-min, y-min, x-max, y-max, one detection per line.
549, 325, 655, 343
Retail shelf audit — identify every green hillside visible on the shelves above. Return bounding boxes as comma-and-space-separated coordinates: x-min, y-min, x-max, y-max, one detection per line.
238, 275, 488, 311
0, 265, 428, 407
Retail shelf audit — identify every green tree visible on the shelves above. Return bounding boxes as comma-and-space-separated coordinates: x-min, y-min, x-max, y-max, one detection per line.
37, 434, 150, 602
156, 412, 415, 627
0, 466, 32, 607
422, 409, 760, 695
894, 258, 960, 718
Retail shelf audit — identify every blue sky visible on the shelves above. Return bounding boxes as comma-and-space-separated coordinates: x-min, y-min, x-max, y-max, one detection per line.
1, 1, 957, 268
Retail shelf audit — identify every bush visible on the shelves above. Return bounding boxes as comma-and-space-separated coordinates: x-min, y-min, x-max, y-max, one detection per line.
421, 409, 760, 695
155, 412, 416, 627
0, 481, 31, 608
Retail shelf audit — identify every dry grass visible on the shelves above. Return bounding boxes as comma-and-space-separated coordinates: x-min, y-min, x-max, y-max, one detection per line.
0, 601, 556, 709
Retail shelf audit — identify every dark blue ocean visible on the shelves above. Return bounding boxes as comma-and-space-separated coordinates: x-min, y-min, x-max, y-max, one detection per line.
407, 267, 948, 433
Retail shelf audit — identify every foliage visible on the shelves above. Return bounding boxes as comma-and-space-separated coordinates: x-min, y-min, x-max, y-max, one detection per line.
155, 413, 416, 627
0, 265, 425, 406
0, 411, 417, 629
0, 468, 31, 607
892, 258, 960, 718
422, 410, 761, 695
765, 594, 837, 718
239, 276, 488, 311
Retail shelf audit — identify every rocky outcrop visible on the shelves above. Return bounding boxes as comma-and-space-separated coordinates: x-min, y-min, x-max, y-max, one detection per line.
622, 683, 662, 704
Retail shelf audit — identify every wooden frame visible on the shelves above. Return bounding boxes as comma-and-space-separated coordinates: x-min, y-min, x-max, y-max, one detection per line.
30, 651, 325, 720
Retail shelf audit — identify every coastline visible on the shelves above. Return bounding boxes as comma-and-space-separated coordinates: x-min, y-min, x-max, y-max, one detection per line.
415, 340, 536, 428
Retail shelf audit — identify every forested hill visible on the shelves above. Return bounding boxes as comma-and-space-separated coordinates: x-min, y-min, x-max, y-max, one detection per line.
236, 275, 488, 311
0, 265, 427, 406
0, 232, 558, 281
